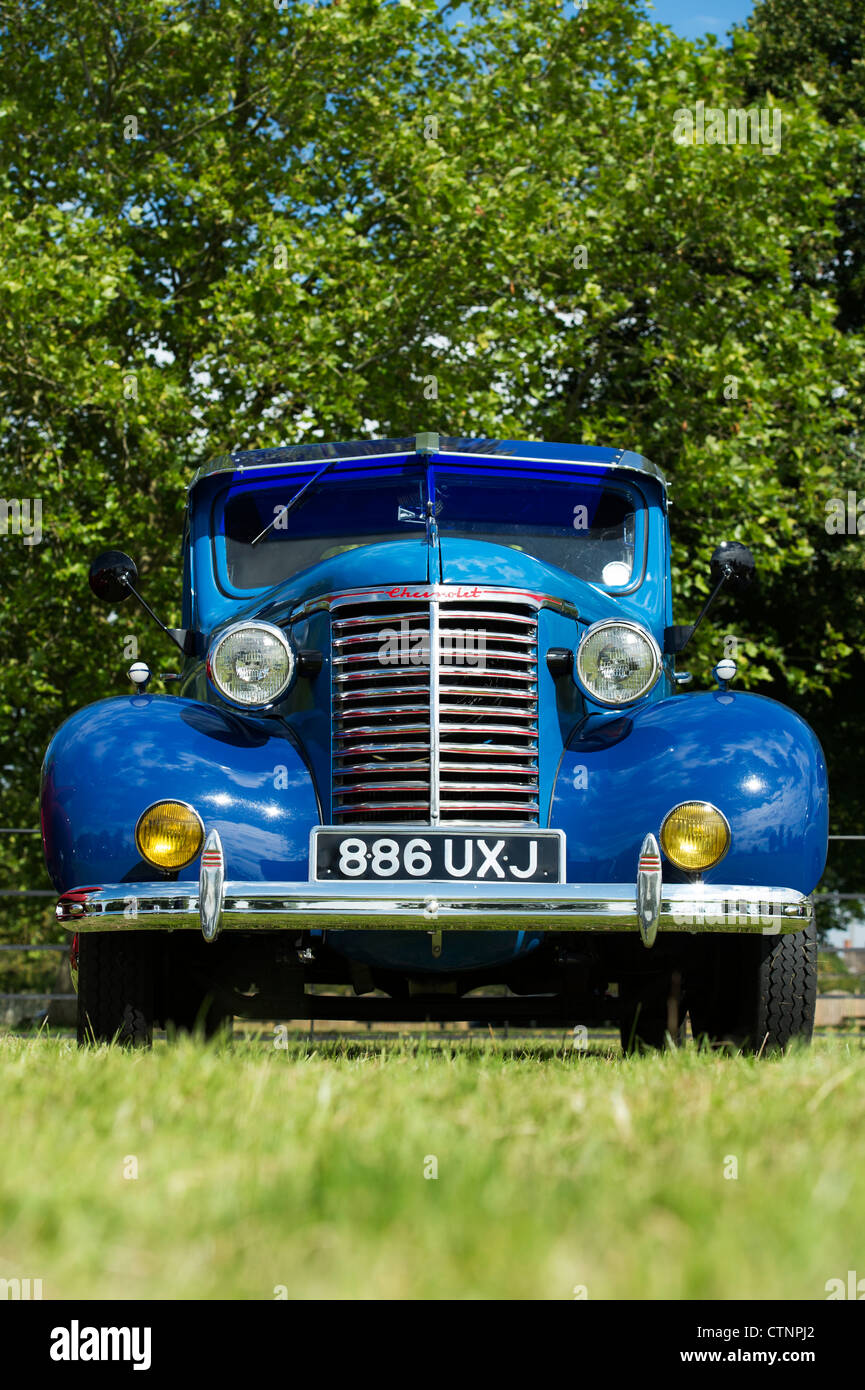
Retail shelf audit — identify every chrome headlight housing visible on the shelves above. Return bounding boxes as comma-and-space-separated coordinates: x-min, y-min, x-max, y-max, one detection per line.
575, 619, 661, 706
207, 621, 296, 708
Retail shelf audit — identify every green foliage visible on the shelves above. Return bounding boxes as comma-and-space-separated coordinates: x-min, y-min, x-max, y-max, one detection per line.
0, 0, 863, 936
818, 947, 865, 995
745, 0, 865, 125
744, 0, 865, 331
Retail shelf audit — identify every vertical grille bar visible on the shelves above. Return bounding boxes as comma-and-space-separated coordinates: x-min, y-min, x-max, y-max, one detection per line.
429, 597, 441, 826
436, 597, 539, 825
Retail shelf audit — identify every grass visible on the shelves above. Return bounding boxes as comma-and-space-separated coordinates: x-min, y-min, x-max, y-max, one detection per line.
0, 1031, 863, 1300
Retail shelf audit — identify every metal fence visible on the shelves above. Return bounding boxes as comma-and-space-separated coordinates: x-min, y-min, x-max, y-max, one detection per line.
1, 828, 71, 1009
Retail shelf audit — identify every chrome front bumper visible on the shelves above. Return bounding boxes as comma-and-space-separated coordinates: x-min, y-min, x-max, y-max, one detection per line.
56, 879, 812, 939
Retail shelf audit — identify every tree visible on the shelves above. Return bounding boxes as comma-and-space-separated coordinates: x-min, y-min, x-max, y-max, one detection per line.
744, 0, 865, 331
0, 0, 862, 967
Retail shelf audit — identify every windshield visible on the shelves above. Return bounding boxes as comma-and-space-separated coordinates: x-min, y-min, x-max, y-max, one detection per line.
221, 466, 429, 590
218, 464, 642, 592
434, 470, 637, 587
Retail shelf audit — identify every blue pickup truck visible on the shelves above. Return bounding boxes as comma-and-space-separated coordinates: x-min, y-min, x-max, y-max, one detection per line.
42, 434, 827, 1050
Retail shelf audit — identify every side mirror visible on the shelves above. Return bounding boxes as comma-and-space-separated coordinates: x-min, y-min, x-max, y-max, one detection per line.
88, 551, 138, 603
665, 542, 756, 656
710, 541, 755, 594
87, 550, 192, 656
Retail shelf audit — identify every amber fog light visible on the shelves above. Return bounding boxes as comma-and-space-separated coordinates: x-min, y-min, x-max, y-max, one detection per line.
135, 800, 204, 870
660, 801, 730, 872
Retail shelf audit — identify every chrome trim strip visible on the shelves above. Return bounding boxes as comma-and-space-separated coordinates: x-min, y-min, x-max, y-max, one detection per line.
439, 702, 534, 715
439, 609, 537, 625
439, 722, 539, 736
636, 832, 662, 948
334, 725, 430, 738
199, 828, 225, 942
336, 704, 430, 720
440, 695, 536, 706
333, 610, 431, 630
441, 642, 538, 656
438, 782, 537, 792
438, 689, 536, 702
189, 444, 417, 491
291, 584, 580, 625
336, 685, 430, 701
335, 741, 430, 755
58, 880, 811, 935
438, 446, 667, 488
190, 441, 666, 492
336, 780, 430, 794
335, 764, 431, 776
440, 742, 537, 755
429, 596, 441, 825
333, 649, 430, 664
442, 770, 537, 780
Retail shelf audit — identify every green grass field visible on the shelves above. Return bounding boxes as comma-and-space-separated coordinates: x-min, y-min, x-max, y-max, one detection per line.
1, 1032, 863, 1301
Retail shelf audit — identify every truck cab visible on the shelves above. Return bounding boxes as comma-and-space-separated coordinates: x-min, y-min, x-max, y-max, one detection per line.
43, 434, 828, 1050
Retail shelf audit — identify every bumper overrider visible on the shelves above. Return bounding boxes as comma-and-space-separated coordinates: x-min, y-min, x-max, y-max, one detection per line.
55, 831, 812, 948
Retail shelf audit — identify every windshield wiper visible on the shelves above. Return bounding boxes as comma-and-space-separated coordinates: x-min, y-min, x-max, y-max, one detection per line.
249, 457, 339, 546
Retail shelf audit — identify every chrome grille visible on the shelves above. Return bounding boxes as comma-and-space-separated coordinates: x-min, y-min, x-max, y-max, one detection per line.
331, 593, 539, 825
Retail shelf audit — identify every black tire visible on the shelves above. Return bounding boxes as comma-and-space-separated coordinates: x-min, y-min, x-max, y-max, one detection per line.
163, 988, 233, 1041
619, 971, 684, 1053
160, 945, 233, 1041
689, 925, 817, 1054
76, 932, 155, 1047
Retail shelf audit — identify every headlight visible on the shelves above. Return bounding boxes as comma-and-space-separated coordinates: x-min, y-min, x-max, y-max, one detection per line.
135, 800, 204, 870
660, 801, 730, 871
208, 621, 295, 707
575, 620, 661, 705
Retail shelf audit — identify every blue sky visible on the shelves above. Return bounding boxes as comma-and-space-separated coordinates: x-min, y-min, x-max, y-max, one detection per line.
449, 4, 758, 43
645, 0, 754, 40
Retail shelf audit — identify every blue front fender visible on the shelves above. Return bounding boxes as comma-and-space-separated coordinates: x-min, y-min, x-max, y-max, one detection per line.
550, 690, 828, 894
41, 695, 320, 892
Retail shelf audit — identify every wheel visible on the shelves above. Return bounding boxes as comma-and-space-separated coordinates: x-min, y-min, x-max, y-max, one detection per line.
688, 925, 817, 1054
160, 943, 233, 1041
163, 987, 233, 1041
76, 932, 155, 1047
619, 970, 684, 1053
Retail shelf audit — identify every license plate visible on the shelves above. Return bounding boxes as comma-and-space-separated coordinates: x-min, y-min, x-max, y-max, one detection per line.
310, 827, 564, 883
